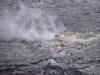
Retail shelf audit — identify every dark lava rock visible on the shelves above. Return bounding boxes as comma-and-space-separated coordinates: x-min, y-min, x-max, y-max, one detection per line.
5, 65, 86, 75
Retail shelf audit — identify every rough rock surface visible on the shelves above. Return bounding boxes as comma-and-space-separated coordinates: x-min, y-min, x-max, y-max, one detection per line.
0, 32, 100, 75
0, 0, 100, 32
0, 0, 100, 75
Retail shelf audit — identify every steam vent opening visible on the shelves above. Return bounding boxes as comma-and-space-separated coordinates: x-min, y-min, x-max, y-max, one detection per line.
0, 0, 100, 75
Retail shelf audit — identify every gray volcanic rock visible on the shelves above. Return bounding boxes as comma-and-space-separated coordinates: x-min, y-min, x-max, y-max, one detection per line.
0, 0, 100, 75
0, 32, 100, 75
0, 40, 87, 75
43, 0, 100, 32
23, 0, 100, 32
0, 0, 100, 32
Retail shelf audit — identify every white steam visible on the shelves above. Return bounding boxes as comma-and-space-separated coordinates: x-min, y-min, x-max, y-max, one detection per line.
0, 5, 65, 41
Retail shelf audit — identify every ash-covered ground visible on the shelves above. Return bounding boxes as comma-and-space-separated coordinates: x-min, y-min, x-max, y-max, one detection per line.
0, 32, 100, 75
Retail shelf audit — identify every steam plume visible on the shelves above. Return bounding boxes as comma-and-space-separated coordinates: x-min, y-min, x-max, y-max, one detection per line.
0, 4, 65, 41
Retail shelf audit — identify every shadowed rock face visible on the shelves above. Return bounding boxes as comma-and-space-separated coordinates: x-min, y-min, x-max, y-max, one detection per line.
0, 64, 86, 75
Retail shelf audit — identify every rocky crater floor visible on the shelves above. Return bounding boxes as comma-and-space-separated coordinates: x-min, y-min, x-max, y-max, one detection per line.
0, 32, 100, 75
